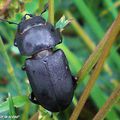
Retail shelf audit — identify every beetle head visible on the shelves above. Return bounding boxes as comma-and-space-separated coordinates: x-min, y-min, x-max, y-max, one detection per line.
14, 15, 62, 56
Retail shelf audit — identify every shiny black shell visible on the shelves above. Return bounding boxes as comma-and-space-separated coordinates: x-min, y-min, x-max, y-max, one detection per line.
25, 50, 74, 112
14, 16, 61, 56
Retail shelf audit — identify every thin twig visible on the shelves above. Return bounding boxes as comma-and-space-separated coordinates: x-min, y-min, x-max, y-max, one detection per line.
93, 84, 120, 120
48, 0, 54, 25
77, 11, 120, 81
65, 10, 112, 79
69, 12, 120, 120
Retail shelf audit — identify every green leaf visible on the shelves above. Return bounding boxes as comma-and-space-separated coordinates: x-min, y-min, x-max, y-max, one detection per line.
0, 96, 29, 113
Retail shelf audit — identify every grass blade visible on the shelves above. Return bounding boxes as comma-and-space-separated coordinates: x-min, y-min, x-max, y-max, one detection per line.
48, 0, 54, 25
100, 1, 120, 17
69, 12, 120, 120
21, 102, 30, 120
8, 93, 16, 120
0, 96, 29, 113
74, 0, 120, 70
65, 10, 112, 80
104, 0, 118, 19
65, 10, 95, 51
74, 0, 104, 39
93, 84, 120, 120
0, 36, 21, 95
77, 17, 118, 81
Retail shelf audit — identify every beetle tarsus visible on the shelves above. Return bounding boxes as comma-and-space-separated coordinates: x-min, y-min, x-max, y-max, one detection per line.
14, 42, 17, 46
22, 65, 26, 71
29, 92, 39, 104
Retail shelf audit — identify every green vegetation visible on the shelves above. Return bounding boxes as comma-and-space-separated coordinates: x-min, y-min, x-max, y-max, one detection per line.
0, 0, 120, 120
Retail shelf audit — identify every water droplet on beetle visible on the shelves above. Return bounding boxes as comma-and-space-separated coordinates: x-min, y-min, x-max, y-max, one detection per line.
66, 66, 68, 69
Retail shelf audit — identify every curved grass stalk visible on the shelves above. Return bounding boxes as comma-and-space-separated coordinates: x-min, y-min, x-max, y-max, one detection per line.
104, 0, 118, 19
93, 84, 120, 120
48, 0, 54, 25
69, 12, 120, 120
74, 0, 120, 71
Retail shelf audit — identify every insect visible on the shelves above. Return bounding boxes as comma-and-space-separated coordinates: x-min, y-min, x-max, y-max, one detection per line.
0, 12, 77, 112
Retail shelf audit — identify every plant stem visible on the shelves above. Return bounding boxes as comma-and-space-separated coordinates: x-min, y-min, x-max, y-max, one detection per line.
65, 10, 95, 51
74, 0, 104, 39
8, 93, 16, 120
65, 10, 112, 79
69, 12, 120, 120
93, 84, 120, 120
48, 0, 54, 25
0, 37, 21, 95
104, 0, 118, 19
74, 0, 120, 70
39, 0, 44, 13
21, 102, 30, 120
100, 1, 120, 17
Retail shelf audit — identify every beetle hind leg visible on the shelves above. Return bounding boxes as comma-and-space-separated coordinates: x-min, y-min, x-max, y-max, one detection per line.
29, 92, 39, 104
21, 65, 26, 71
72, 76, 78, 89
41, 3, 48, 15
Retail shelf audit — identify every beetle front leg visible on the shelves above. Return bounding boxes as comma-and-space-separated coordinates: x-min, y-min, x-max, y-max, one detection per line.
41, 3, 48, 15
29, 92, 39, 104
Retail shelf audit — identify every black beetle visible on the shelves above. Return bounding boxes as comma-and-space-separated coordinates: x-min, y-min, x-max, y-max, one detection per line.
0, 13, 77, 112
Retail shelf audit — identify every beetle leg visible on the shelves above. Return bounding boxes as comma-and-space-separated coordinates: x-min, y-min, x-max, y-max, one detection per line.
41, 3, 48, 15
29, 92, 39, 104
50, 113, 53, 118
14, 41, 17, 46
72, 76, 78, 89
21, 65, 26, 71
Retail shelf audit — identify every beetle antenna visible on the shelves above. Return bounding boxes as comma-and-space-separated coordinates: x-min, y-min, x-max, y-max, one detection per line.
41, 3, 48, 15
0, 18, 18, 25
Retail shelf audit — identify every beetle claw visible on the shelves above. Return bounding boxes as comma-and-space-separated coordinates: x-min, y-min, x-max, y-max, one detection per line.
50, 113, 53, 118
22, 65, 26, 71
29, 92, 39, 104
72, 76, 78, 89
14, 41, 17, 46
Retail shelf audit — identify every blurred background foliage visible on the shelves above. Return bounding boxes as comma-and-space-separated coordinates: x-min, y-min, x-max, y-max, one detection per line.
0, 0, 120, 120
